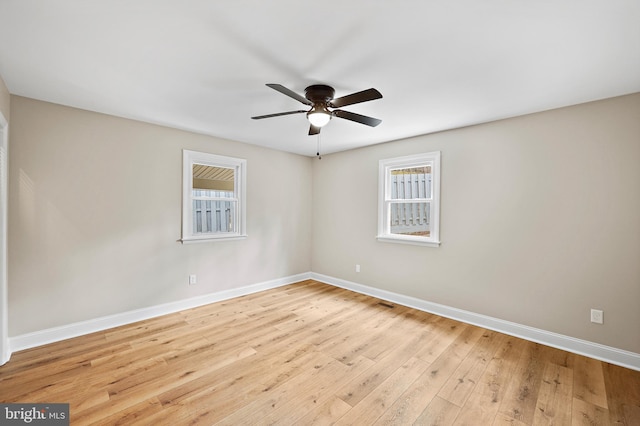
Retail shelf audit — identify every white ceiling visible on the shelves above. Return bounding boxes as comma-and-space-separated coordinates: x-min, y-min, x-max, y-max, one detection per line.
1, 1, 638, 156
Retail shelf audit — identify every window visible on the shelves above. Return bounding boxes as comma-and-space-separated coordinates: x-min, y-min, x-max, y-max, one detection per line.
182, 150, 246, 242
377, 152, 440, 247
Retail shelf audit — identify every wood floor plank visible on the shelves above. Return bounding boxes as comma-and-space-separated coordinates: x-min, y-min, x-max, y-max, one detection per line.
1, 280, 638, 426
602, 362, 640, 425
415, 317, 469, 363
73, 345, 257, 423
542, 344, 575, 370
438, 330, 506, 407
103, 315, 189, 344
296, 395, 353, 425
216, 353, 367, 425
322, 304, 412, 365
622, 403, 640, 426
17, 356, 162, 413
372, 326, 487, 425
311, 301, 398, 349
153, 342, 367, 424
573, 354, 608, 409
150, 369, 267, 424
361, 309, 439, 362
334, 356, 432, 425
272, 297, 357, 332
414, 396, 462, 426
497, 342, 548, 424
531, 362, 574, 426
453, 336, 525, 425
83, 397, 164, 426
571, 397, 610, 426
492, 412, 529, 426
257, 354, 375, 425
333, 333, 424, 407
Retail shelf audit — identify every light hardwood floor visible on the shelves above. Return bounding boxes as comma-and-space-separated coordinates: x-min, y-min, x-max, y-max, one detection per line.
1, 280, 639, 425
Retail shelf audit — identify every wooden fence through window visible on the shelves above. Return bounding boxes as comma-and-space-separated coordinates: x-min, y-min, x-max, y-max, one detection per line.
193, 190, 234, 233
390, 169, 431, 236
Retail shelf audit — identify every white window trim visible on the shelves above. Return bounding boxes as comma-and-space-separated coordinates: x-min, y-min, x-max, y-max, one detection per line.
181, 150, 247, 243
377, 151, 441, 247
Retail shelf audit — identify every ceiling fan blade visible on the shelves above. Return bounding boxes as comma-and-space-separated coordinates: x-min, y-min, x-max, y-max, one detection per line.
266, 84, 313, 106
308, 124, 321, 135
333, 109, 382, 127
251, 110, 307, 120
329, 88, 382, 108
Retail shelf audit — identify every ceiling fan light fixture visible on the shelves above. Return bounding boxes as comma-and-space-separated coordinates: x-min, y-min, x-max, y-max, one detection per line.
252, 83, 382, 136
307, 105, 332, 127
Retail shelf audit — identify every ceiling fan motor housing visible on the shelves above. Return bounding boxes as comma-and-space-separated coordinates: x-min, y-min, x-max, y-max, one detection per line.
305, 85, 335, 104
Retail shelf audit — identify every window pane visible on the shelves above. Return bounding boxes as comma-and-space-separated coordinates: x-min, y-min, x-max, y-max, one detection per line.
192, 200, 236, 234
192, 164, 235, 230
390, 166, 432, 200
390, 202, 431, 236
193, 164, 234, 193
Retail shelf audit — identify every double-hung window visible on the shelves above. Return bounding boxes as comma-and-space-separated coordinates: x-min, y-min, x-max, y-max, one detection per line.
377, 152, 441, 247
182, 150, 247, 242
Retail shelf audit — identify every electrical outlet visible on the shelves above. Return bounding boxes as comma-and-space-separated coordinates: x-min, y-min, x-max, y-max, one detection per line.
355, 264, 360, 273
590, 309, 603, 324
189, 274, 197, 285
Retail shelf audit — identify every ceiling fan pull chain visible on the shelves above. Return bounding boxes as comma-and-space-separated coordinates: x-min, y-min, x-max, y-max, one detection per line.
317, 134, 322, 160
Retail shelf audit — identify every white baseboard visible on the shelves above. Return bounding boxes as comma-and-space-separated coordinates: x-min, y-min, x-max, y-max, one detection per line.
311, 273, 640, 371
9, 272, 311, 354
8, 271, 640, 372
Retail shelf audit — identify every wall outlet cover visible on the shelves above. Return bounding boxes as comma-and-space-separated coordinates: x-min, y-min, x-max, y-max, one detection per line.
590, 309, 603, 324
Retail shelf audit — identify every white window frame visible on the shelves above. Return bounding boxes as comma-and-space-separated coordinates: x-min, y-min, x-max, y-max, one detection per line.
182, 150, 247, 243
377, 151, 441, 247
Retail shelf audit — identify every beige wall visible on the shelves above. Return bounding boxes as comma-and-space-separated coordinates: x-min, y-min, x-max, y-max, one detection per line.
0, 74, 9, 122
8, 96, 312, 335
312, 93, 640, 354
7, 91, 639, 355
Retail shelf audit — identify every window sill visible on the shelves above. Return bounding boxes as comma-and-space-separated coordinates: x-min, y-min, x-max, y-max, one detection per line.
180, 234, 248, 244
376, 235, 440, 247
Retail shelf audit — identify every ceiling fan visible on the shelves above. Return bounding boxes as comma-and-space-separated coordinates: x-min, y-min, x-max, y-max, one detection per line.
251, 84, 383, 135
